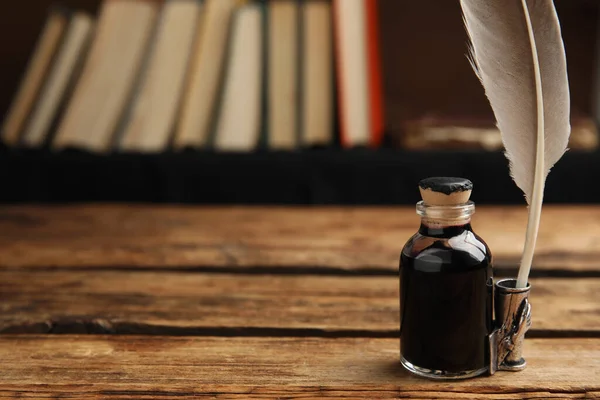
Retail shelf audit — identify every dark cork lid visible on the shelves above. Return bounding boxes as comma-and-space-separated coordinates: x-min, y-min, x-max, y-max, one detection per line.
418, 177, 473, 205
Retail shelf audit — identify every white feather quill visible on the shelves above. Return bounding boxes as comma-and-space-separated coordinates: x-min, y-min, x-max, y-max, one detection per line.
460, 0, 571, 288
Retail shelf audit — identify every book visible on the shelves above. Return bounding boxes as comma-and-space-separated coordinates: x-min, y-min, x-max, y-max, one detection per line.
119, 0, 202, 152
333, 0, 383, 147
301, 0, 333, 147
174, 0, 238, 149
570, 116, 599, 150
365, 0, 384, 147
401, 114, 599, 151
214, 3, 263, 152
333, 0, 369, 147
53, 0, 159, 152
21, 12, 95, 148
1, 8, 68, 146
267, 0, 299, 150
593, 4, 600, 131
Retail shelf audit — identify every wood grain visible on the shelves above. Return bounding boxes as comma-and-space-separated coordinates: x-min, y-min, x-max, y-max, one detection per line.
0, 336, 598, 398
1, 270, 597, 334
0, 205, 596, 398
0, 205, 598, 271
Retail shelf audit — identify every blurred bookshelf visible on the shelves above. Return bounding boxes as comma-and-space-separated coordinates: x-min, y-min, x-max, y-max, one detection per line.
0, 0, 598, 205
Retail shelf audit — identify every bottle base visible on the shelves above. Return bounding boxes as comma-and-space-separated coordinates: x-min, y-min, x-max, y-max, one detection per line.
401, 356, 488, 380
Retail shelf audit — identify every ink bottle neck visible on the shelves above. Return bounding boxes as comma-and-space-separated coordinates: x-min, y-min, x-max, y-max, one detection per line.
417, 201, 475, 238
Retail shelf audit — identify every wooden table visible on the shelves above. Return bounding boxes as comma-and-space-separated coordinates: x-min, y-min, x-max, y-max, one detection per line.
0, 205, 598, 398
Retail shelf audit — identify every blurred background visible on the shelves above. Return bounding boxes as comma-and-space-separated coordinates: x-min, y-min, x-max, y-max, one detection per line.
0, 0, 598, 205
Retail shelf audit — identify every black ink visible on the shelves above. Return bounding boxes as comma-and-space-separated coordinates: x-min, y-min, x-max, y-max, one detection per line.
400, 222, 493, 374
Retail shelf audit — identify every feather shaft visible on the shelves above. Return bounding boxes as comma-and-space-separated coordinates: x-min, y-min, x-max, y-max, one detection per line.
517, 0, 545, 289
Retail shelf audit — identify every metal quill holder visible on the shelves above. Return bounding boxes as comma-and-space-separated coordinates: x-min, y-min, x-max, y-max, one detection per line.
489, 278, 532, 375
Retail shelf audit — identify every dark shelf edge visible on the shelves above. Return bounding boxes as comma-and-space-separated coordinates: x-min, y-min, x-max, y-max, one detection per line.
0, 146, 597, 204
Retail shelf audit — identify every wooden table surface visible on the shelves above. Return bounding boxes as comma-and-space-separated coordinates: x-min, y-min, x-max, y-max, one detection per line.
1, 205, 599, 399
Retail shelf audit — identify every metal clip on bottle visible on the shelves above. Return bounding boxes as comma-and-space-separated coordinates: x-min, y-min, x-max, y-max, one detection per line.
489, 279, 532, 374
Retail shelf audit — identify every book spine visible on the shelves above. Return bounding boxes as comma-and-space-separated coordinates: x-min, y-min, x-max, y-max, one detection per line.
1, 9, 68, 146
332, 0, 370, 147
365, 0, 384, 147
332, 0, 348, 147
593, 5, 600, 132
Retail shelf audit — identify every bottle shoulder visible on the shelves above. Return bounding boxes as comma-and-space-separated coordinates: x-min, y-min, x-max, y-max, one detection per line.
401, 229, 492, 269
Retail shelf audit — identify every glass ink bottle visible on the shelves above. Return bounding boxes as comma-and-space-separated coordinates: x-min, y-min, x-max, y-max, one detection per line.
399, 177, 493, 379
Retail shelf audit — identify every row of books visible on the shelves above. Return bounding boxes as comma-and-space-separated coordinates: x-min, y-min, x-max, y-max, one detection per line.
1, 0, 384, 153
3, 0, 597, 154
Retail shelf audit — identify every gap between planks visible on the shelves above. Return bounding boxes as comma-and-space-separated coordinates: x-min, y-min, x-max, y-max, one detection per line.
4, 264, 600, 278
2, 270, 599, 336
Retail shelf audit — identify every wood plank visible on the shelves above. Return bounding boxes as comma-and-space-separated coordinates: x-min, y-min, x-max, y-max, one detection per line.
0, 336, 598, 398
0, 205, 598, 271
1, 270, 598, 334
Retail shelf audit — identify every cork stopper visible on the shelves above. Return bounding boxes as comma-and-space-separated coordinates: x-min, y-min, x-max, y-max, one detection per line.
418, 177, 473, 206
